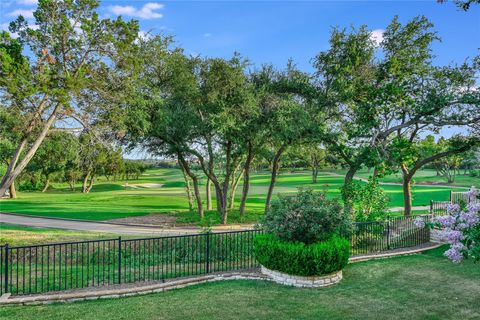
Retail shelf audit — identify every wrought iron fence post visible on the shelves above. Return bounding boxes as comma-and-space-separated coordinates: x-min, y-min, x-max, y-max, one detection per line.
118, 237, 122, 284
4, 243, 8, 294
205, 232, 210, 274
430, 200, 433, 215
386, 216, 391, 250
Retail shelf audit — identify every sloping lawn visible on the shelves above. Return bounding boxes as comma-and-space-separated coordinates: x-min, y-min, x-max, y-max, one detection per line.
0, 169, 465, 223
1, 246, 479, 320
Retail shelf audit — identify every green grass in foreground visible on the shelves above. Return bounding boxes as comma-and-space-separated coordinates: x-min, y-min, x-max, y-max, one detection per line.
1, 246, 478, 320
0, 168, 474, 223
0, 223, 116, 246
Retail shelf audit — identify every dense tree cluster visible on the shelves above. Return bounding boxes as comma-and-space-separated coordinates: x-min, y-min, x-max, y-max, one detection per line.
1, 1, 479, 223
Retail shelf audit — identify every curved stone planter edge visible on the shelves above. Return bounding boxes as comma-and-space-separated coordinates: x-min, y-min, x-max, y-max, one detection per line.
260, 265, 342, 288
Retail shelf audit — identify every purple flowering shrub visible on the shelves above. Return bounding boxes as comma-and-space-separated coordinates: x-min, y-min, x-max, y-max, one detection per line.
415, 187, 480, 263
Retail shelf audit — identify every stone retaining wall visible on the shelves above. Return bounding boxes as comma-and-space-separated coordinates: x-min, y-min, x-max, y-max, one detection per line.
260, 266, 342, 288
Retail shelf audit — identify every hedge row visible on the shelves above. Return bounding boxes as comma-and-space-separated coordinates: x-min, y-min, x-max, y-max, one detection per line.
254, 234, 350, 276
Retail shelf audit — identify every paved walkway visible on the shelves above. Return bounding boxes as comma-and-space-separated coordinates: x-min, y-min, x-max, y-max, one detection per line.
0, 213, 253, 236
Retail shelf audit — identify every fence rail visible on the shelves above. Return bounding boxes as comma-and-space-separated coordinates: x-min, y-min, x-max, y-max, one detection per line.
430, 188, 478, 215
0, 217, 429, 296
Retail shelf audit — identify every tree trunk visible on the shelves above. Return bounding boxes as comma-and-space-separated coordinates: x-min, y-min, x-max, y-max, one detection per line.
190, 176, 203, 218
179, 160, 194, 211
177, 153, 203, 218
342, 166, 358, 217
82, 172, 90, 193
220, 142, 233, 224
206, 178, 212, 210
312, 167, 318, 183
228, 168, 244, 209
86, 173, 96, 193
9, 180, 16, 199
311, 154, 319, 184
240, 144, 254, 217
401, 164, 413, 217
42, 177, 50, 193
215, 185, 222, 212
0, 106, 59, 197
265, 145, 286, 213
185, 178, 194, 211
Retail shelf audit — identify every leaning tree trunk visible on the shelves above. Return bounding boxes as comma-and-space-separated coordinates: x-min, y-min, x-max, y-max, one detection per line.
240, 144, 254, 217
9, 180, 17, 199
265, 145, 286, 213
82, 172, 90, 193
42, 176, 50, 193
206, 178, 212, 210
0, 105, 59, 197
179, 161, 194, 211
228, 168, 244, 209
177, 153, 203, 218
86, 172, 96, 193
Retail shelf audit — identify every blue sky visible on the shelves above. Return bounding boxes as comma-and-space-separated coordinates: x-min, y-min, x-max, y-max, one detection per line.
1, 1, 479, 71
1, 1, 479, 158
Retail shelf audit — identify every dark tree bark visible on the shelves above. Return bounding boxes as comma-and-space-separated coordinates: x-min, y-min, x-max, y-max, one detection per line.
311, 154, 319, 183
177, 153, 204, 218
239, 143, 254, 217
179, 160, 194, 211
400, 144, 475, 216
265, 144, 286, 213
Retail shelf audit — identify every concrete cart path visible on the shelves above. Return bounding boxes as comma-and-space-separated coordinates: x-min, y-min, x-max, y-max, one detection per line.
0, 212, 253, 236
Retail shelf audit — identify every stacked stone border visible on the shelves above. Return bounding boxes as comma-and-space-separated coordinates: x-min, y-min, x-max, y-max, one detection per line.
0, 242, 442, 306
260, 266, 342, 288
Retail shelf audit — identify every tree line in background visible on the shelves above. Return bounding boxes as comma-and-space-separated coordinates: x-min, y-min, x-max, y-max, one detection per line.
0, 0, 479, 224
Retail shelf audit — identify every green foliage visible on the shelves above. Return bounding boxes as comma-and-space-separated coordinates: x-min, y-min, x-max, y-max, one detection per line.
254, 233, 350, 276
261, 188, 351, 244
350, 177, 389, 221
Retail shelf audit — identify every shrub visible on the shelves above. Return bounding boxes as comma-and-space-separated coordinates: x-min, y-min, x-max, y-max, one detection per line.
262, 188, 350, 244
254, 233, 350, 276
350, 178, 389, 222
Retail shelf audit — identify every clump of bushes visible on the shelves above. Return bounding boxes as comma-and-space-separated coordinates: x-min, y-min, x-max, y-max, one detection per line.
261, 188, 351, 244
254, 234, 350, 276
255, 188, 351, 276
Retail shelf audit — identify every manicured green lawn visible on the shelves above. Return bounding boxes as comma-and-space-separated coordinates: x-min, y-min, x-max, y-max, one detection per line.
331, 168, 480, 188
0, 223, 116, 246
0, 168, 471, 223
1, 246, 478, 320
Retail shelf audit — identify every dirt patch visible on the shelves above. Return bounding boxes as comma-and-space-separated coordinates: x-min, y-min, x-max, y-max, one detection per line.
106, 213, 177, 226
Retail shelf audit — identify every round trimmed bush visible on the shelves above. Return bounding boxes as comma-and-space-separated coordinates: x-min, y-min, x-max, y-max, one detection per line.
262, 188, 351, 244
254, 233, 350, 276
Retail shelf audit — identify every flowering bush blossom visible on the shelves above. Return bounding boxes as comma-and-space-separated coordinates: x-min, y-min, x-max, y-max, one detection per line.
416, 189, 480, 263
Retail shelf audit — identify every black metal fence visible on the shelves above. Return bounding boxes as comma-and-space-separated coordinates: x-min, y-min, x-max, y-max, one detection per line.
350, 216, 430, 255
430, 200, 451, 215
0, 217, 430, 296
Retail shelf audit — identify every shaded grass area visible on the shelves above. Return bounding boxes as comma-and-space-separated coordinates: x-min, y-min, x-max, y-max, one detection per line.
0, 169, 470, 223
1, 246, 479, 320
0, 223, 116, 246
